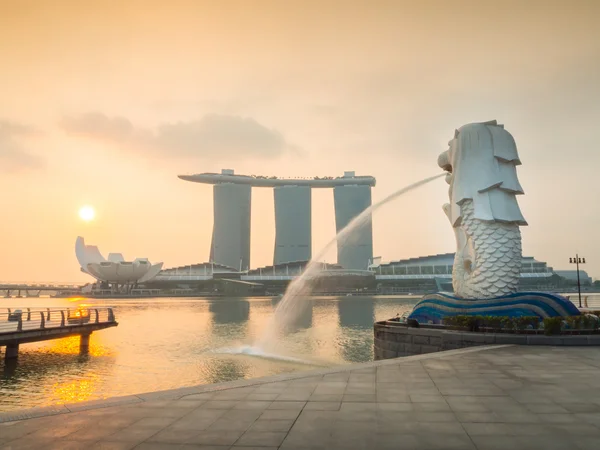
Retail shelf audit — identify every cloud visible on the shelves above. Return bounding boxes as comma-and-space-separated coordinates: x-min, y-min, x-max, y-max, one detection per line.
60, 112, 134, 141
60, 112, 297, 160
0, 121, 45, 172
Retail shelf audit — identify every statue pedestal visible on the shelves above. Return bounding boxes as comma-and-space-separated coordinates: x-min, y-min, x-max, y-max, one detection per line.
408, 291, 580, 324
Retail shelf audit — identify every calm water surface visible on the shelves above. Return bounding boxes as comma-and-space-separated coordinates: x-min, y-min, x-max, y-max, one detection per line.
0, 295, 416, 411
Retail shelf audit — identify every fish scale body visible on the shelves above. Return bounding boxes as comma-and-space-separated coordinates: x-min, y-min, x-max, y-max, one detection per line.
453, 200, 521, 299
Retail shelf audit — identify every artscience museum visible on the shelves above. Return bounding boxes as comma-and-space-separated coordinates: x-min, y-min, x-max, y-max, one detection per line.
75, 237, 163, 291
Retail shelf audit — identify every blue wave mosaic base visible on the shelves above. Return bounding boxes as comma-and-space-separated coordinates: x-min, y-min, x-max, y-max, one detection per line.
407, 291, 580, 324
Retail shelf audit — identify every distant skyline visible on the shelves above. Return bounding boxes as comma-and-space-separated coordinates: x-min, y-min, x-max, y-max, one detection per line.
1, 0, 599, 281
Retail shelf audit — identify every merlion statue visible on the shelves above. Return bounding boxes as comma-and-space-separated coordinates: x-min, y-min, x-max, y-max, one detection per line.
405, 120, 580, 324
437, 120, 527, 299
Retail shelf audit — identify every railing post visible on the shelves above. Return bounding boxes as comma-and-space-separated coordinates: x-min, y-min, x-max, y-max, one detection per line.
95, 309, 99, 323
27, 308, 31, 321
108, 308, 115, 322
47, 308, 51, 321
60, 310, 65, 327
17, 314, 22, 331
40, 311, 45, 329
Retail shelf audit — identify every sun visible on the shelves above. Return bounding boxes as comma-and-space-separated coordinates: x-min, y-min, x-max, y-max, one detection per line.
78, 206, 96, 222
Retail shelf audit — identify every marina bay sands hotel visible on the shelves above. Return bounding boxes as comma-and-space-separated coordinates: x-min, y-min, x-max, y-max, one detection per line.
179, 169, 376, 271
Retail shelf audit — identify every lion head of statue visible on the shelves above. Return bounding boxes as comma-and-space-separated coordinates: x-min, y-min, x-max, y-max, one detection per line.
437, 120, 527, 228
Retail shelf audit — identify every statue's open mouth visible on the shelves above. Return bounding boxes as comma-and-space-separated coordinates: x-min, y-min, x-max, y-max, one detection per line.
438, 150, 452, 173
438, 150, 453, 185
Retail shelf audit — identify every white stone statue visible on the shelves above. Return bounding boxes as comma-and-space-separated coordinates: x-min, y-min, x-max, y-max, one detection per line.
437, 120, 527, 299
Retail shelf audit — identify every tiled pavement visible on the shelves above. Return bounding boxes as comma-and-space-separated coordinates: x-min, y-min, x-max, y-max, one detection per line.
2, 345, 600, 449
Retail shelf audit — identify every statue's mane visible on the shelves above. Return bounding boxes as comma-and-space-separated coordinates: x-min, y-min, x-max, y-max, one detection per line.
450, 121, 527, 226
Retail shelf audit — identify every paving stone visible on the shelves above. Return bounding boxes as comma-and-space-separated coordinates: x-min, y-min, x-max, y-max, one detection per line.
454, 412, 502, 423
462, 422, 511, 435
184, 408, 228, 421
245, 393, 279, 401
267, 401, 305, 411
494, 411, 542, 423
234, 431, 287, 446
376, 402, 413, 412
180, 393, 215, 401
276, 391, 313, 401
376, 392, 411, 403
413, 433, 476, 449
186, 429, 244, 445
37, 440, 99, 450
309, 393, 344, 402
412, 402, 451, 412
146, 426, 208, 444
259, 409, 301, 420
131, 416, 180, 428
280, 429, 333, 449
62, 425, 125, 442
104, 424, 161, 443
409, 394, 447, 403
232, 401, 272, 411
471, 434, 577, 450
205, 416, 253, 434
313, 386, 346, 395
336, 410, 378, 422
304, 401, 341, 411
201, 401, 238, 410
134, 444, 187, 450
447, 402, 490, 413
88, 442, 137, 450
523, 403, 570, 413
249, 419, 295, 432
342, 394, 377, 403
340, 402, 378, 412
220, 409, 262, 422
232, 447, 277, 450
560, 403, 600, 413
378, 421, 466, 435
537, 413, 580, 423
345, 386, 377, 395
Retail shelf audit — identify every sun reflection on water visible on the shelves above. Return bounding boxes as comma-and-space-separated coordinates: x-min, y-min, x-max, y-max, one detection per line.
44, 335, 112, 358
50, 373, 102, 404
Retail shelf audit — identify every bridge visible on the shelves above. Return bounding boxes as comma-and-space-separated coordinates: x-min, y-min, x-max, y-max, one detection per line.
0, 282, 84, 297
0, 307, 117, 360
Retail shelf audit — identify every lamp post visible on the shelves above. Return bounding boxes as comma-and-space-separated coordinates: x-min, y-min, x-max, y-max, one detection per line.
569, 255, 586, 308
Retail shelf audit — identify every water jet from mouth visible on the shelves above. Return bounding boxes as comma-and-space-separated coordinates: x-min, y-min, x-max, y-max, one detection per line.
254, 173, 445, 351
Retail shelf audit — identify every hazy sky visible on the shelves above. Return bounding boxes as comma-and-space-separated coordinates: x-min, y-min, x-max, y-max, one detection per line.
1, 0, 599, 282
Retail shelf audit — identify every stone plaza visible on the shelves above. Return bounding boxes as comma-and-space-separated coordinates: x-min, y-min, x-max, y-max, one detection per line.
2, 345, 600, 449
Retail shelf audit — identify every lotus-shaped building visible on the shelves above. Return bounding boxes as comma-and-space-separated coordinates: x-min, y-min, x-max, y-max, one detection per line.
75, 236, 163, 284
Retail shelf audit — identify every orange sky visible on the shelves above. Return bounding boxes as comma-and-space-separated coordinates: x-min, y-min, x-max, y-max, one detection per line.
1, 0, 599, 282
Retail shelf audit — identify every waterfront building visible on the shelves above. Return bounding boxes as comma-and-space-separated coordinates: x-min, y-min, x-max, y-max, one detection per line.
179, 169, 376, 269
243, 260, 375, 294
371, 253, 560, 294
554, 270, 593, 286
75, 237, 163, 291
211, 180, 252, 271
274, 185, 311, 265
144, 253, 578, 296
334, 175, 373, 270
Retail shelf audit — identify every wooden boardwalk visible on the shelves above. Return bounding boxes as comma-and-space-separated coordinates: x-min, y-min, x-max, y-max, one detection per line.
0, 307, 117, 359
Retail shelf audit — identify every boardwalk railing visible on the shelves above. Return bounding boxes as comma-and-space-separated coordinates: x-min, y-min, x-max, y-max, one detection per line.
0, 307, 115, 334
565, 294, 600, 309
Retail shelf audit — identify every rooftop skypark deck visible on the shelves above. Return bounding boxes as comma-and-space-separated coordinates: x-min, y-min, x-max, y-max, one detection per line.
178, 169, 376, 188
